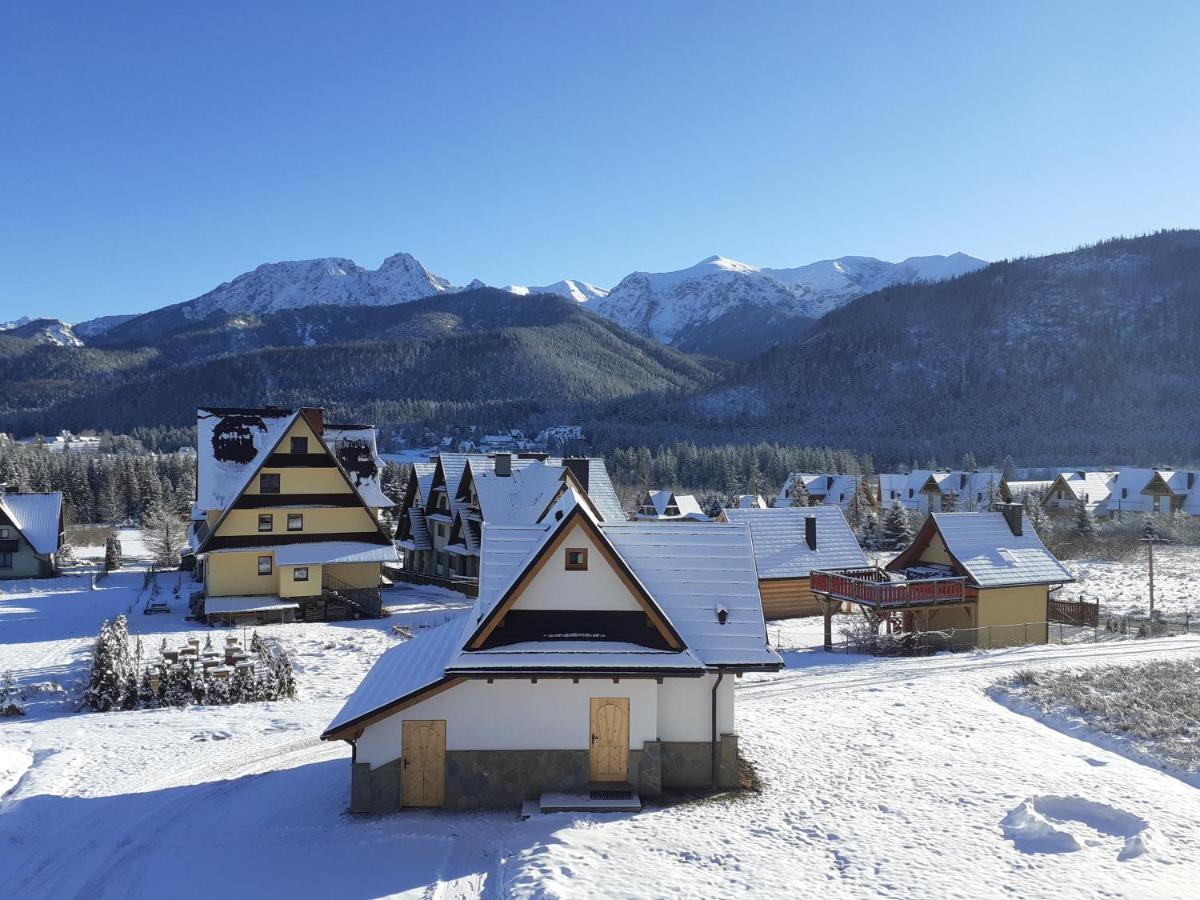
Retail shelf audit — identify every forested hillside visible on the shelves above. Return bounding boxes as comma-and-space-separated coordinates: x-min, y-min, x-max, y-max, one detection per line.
667, 231, 1200, 463
0, 288, 723, 435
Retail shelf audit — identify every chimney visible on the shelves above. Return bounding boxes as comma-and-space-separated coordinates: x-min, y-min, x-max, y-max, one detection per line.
999, 502, 1023, 536
805, 514, 817, 550
563, 457, 590, 493
299, 406, 324, 436
494, 452, 512, 477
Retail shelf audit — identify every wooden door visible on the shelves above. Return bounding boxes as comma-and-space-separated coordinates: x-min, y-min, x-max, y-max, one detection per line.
589, 698, 630, 782
401, 720, 445, 807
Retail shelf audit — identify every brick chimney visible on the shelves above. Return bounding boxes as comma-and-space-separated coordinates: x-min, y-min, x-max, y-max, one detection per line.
299, 407, 324, 436
805, 514, 817, 550
999, 502, 1023, 536
494, 452, 512, 477
563, 457, 590, 493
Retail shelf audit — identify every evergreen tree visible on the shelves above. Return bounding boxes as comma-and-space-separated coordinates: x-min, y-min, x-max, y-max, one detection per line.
985, 476, 1003, 511
1073, 498, 1095, 537
881, 504, 915, 551
143, 500, 186, 568
1022, 491, 1049, 535
845, 484, 868, 530
942, 491, 959, 512
858, 512, 881, 551
104, 535, 124, 571
789, 477, 810, 507
961, 452, 978, 471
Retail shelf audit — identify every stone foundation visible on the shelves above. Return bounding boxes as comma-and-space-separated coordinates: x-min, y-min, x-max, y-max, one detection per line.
349, 735, 737, 813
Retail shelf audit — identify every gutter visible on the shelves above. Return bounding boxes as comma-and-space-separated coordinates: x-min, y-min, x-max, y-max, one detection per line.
711, 669, 725, 790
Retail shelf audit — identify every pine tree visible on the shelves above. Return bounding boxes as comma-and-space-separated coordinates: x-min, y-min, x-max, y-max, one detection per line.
941, 491, 959, 512
143, 500, 185, 568
961, 452, 978, 471
104, 535, 123, 571
881, 504, 915, 551
846, 483, 868, 530
1023, 492, 1049, 535
985, 476, 1003, 512
858, 512, 881, 551
789, 477, 810, 507
1073, 498, 1095, 537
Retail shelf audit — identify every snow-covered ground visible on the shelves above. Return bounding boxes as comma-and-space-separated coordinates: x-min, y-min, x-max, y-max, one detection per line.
2, 545, 1199, 898
1060, 545, 1200, 617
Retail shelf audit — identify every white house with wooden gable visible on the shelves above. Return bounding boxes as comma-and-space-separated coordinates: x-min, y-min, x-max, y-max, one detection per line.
1041, 470, 1117, 517
775, 473, 875, 510
323, 490, 782, 812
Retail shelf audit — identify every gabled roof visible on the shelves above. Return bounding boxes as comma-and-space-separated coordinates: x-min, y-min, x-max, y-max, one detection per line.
195, 407, 297, 511
465, 497, 685, 651
721, 505, 867, 579
324, 425, 393, 509
891, 512, 1073, 588
471, 463, 568, 525
0, 492, 62, 555
194, 406, 389, 554
1107, 468, 1157, 513
1042, 471, 1115, 507
639, 490, 706, 520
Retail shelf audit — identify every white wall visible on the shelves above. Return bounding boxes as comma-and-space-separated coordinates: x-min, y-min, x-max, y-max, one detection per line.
358, 677, 660, 768
515, 522, 643, 612
656, 674, 734, 741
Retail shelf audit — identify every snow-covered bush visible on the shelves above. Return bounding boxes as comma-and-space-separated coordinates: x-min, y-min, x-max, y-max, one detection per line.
997, 658, 1200, 773
83, 615, 138, 712
1, 672, 26, 717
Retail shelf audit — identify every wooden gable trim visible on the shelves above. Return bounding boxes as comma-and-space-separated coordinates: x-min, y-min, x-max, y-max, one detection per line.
918, 474, 943, 494
885, 517, 978, 587
198, 410, 388, 554
1041, 474, 1073, 504
1141, 472, 1175, 496
466, 506, 684, 651
321, 677, 466, 742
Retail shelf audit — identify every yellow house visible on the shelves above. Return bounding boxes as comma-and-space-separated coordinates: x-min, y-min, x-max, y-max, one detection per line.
189, 406, 397, 625
810, 505, 1074, 650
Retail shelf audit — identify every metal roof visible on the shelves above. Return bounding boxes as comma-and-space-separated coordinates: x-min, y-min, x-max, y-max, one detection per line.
931, 512, 1074, 588
0, 492, 62, 555
722, 505, 868, 579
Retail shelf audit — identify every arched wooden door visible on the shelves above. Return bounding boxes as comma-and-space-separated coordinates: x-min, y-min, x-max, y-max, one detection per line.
589, 698, 630, 782
401, 720, 446, 807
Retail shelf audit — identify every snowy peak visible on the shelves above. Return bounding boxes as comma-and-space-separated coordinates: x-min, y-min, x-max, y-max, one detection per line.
0, 318, 83, 347
594, 252, 987, 344
503, 279, 609, 303
181, 253, 453, 320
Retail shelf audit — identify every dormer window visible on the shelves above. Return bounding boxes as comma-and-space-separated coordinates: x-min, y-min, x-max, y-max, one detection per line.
565, 548, 588, 571
290, 436, 309, 454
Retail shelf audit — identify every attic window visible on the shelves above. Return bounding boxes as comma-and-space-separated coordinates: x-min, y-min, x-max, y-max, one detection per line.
565, 548, 588, 571
260, 473, 281, 494
290, 436, 309, 454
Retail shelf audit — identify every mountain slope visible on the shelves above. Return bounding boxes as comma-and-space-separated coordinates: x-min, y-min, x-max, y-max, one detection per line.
0, 318, 84, 347
504, 280, 609, 303
593, 252, 986, 357
1, 288, 724, 434
679, 231, 1200, 461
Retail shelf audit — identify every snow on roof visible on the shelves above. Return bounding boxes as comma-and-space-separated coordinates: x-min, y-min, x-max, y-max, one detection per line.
0, 492, 62, 555
1051, 471, 1115, 505
640, 490, 706, 519
323, 620, 464, 737
721, 505, 867, 579
195, 408, 297, 511
551, 457, 625, 522
325, 426, 393, 509
931, 512, 1073, 588
471, 463, 565, 525
446, 642, 706, 673
734, 494, 767, 509
1107, 468, 1157, 514
472, 522, 560, 631
203, 596, 299, 614
604, 522, 782, 668
402, 509, 432, 551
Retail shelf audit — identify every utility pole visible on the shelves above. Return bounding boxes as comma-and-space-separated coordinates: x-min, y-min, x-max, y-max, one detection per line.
1141, 519, 1167, 616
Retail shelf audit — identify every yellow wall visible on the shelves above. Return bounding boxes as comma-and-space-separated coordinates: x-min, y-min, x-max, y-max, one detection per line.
915, 605, 976, 649
218, 506, 377, 537
279, 563, 322, 597
976, 585, 1049, 647
243, 467, 358, 496
919, 534, 954, 567
325, 562, 381, 589
207, 551, 277, 596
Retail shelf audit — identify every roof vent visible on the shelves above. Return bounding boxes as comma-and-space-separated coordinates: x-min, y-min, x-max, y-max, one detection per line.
716, 605, 728, 625
554, 509, 564, 521
805, 515, 817, 550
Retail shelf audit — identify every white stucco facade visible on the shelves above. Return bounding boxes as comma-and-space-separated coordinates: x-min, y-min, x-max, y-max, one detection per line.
513, 523, 643, 612
356, 674, 735, 769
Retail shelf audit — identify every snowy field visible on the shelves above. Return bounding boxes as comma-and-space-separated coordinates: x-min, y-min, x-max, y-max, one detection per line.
2, 539, 1199, 898
1060, 545, 1200, 617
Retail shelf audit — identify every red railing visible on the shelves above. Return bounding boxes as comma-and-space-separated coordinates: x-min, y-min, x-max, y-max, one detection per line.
811, 568, 969, 608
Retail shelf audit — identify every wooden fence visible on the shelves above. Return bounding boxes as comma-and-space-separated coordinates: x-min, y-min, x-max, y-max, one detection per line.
1048, 597, 1100, 628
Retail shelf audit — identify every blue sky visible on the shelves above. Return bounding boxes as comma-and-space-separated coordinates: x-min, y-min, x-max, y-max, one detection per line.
2, 1, 1198, 322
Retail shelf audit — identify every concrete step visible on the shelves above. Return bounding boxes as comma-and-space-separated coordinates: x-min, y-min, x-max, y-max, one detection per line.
531, 789, 642, 815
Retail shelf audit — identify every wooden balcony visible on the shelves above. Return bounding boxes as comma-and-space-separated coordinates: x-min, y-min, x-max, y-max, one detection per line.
810, 568, 972, 609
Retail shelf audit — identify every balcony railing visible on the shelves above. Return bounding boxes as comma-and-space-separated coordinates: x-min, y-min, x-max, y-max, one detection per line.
811, 568, 971, 608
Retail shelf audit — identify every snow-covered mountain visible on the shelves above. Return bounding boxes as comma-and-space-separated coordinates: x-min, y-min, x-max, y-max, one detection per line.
73, 314, 137, 339
593, 252, 987, 346
180, 252, 453, 320
0, 318, 84, 347
503, 279, 609, 303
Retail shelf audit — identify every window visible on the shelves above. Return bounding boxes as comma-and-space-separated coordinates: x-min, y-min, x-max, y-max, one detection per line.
260, 473, 281, 494
0, 553, 11, 569
0, 528, 8, 539
1121, 488, 1128, 499
293, 566, 309, 582
290, 436, 309, 454
258, 514, 273, 533
565, 548, 588, 571
287, 513, 304, 532
908, 489, 914, 498
257, 555, 273, 575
